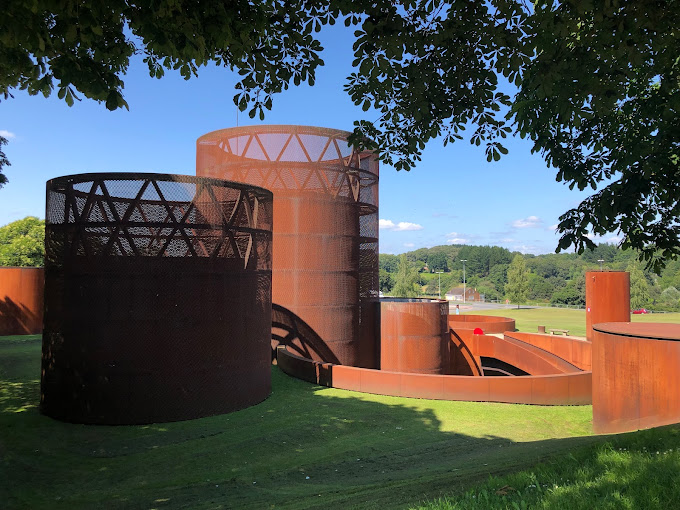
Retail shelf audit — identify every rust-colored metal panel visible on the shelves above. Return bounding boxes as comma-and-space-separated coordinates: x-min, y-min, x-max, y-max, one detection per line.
40, 173, 273, 424
0, 267, 44, 335
448, 314, 515, 334
277, 346, 591, 405
471, 334, 582, 375
585, 271, 630, 342
504, 331, 592, 371
196, 125, 379, 368
380, 298, 449, 374
593, 322, 680, 433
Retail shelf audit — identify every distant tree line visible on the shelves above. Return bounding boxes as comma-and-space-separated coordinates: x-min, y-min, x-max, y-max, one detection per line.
0, 216, 676, 311
380, 243, 680, 312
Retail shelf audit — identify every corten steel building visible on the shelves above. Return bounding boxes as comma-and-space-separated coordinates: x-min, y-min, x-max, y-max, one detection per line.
196, 126, 379, 368
40, 173, 273, 424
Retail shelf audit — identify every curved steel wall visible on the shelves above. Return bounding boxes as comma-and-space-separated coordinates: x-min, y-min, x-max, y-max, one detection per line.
585, 271, 630, 342
448, 314, 515, 334
196, 126, 379, 368
0, 267, 44, 335
278, 346, 591, 405
593, 322, 680, 433
40, 173, 273, 424
380, 298, 449, 374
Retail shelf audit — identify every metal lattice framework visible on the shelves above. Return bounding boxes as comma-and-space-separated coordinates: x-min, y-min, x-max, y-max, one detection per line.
41, 173, 273, 424
197, 126, 379, 368
44, 173, 271, 267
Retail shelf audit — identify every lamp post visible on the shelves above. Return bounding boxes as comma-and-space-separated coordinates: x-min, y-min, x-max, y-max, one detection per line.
461, 259, 467, 304
435, 271, 444, 299
598, 259, 605, 271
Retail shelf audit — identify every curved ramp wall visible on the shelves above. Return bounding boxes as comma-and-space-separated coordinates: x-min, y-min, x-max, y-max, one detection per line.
40, 173, 273, 424
504, 331, 592, 371
0, 267, 44, 335
278, 346, 591, 405
380, 298, 449, 374
196, 125, 379, 368
593, 323, 680, 433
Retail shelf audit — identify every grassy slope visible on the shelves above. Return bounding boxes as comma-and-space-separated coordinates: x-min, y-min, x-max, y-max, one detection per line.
1, 336, 594, 510
467, 308, 680, 338
414, 424, 680, 510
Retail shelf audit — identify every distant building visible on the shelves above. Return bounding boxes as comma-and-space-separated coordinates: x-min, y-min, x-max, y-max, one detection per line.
445, 287, 483, 302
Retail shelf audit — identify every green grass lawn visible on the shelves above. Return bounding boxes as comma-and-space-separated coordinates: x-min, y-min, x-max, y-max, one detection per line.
1, 335, 595, 509
466, 308, 680, 338
414, 424, 680, 510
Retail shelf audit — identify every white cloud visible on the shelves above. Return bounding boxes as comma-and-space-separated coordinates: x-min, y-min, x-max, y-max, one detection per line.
379, 218, 424, 231
404, 242, 415, 248
379, 219, 395, 230
511, 216, 543, 229
0, 130, 16, 139
445, 231, 469, 244
548, 224, 558, 231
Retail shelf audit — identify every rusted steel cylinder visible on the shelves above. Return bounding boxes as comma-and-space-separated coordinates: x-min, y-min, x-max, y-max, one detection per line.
41, 173, 273, 424
585, 271, 630, 342
196, 125, 379, 368
0, 267, 44, 335
380, 298, 449, 374
593, 323, 680, 433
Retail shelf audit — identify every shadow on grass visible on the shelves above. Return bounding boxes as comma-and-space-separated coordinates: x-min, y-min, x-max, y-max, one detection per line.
2, 336, 599, 510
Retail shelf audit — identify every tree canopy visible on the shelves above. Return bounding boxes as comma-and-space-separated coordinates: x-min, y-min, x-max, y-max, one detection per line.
505, 254, 529, 308
0, 216, 45, 267
2, 1, 678, 269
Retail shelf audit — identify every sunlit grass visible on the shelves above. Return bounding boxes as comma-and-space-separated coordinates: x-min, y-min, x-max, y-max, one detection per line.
1, 335, 594, 509
414, 425, 680, 510
467, 308, 680, 338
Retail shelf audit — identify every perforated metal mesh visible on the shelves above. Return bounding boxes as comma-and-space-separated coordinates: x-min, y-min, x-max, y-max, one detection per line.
41, 173, 273, 424
197, 126, 379, 368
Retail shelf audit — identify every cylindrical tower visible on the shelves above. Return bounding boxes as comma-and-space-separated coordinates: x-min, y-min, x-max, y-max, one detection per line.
0, 266, 44, 335
196, 126, 379, 368
380, 298, 449, 374
585, 271, 630, 342
41, 173, 273, 424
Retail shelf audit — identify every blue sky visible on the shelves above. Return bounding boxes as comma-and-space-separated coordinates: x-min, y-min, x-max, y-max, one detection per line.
0, 24, 619, 255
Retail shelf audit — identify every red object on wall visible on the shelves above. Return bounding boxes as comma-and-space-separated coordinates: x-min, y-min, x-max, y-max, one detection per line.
0, 267, 44, 335
196, 126, 379, 368
585, 271, 630, 342
380, 298, 449, 374
593, 322, 680, 433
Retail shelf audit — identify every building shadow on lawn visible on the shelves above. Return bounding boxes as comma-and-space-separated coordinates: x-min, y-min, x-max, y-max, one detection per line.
2, 339, 606, 510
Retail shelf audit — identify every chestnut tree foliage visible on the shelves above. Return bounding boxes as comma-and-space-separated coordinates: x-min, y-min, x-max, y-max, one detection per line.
1, 1, 678, 270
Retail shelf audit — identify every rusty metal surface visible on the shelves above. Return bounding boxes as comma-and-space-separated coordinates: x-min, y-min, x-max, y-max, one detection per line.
40, 173, 273, 424
277, 345, 592, 405
196, 125, 379, 368
0, 267, 44, 335
380, 298, 449, 374
593, 322, 680, 433
448, 314, 515, 334
585, 271, 630, 342
471, 333, 582, 375
504, 331, 592, 371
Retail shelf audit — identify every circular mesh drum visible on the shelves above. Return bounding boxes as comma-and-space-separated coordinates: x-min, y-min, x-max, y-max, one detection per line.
41, 173, 273, 424
197, 126, 379, 368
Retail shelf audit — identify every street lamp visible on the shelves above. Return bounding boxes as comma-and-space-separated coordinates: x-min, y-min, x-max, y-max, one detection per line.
461, 259, 467, 304
598, 259, 605, 271
435, 271, 444, 299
